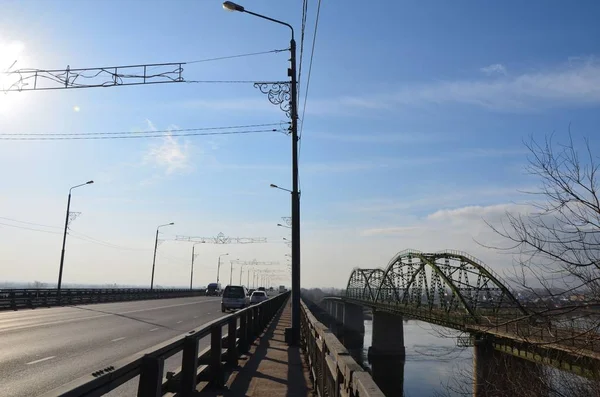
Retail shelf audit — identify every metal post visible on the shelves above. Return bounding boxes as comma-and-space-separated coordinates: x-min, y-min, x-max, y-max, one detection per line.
150, 228, 159, 290
228, 317, 238, 367
229, 261, 233, 285
190, 245, 195, 290
239, 264, 243, 285
57, 192, 72, 292
181, 335, 199, 395
137, 355, 164, 397
210, 325, 223, 388
217, 255, 221, 285
289, 36, 301, 346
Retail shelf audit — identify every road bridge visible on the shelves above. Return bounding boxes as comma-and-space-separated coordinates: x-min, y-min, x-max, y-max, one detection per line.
322, 249, 600, 395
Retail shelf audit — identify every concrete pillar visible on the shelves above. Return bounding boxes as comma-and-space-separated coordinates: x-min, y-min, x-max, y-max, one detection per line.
473, 339, 548, 397
343, 303, 365, 334
370, 310, 405, 357
335, 302, 344, 324
370, 355, 405, 397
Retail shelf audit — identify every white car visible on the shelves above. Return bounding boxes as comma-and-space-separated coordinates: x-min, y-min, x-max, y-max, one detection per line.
250, 290, 268, 304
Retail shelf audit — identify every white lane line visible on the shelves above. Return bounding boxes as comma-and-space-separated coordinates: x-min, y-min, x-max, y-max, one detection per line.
0, 298, 221, 334
111, 337, 126, 342
26, 356, 56, 365
176, 321, 183, 324
149, 328, 159, 332
193, 316, 198, 319
207, 313, 211, 315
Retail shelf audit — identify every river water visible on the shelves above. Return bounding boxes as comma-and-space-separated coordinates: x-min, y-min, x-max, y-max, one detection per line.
361, 319, 473, 397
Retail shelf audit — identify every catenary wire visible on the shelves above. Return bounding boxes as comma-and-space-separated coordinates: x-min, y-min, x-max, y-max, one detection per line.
0, 129, 281, 141
0, 123, 283, 137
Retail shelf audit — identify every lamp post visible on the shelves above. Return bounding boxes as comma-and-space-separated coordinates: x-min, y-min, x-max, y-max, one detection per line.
223, 1, 301, 346
190, 242, 204, 290
150, 222, 174, 290
57, 180, 94, 292
277, 223, 291, 229
229, 258, 239, 285
217, 253, 229, 285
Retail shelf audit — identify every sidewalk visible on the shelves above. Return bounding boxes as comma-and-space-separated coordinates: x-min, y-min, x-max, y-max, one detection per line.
201, 301, 314, 397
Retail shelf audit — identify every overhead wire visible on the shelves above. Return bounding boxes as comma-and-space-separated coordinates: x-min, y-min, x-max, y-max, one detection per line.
0, 216, 61, 230
0, 128, 282, 141
185, 48, 289, 64
0, 123, 282, 137
298, 0, 322, 194
0, 221, 61, 235
297, 0, 308, 103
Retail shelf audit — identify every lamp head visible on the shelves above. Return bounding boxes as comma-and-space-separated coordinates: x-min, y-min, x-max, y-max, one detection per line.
86, 180, 94, 184
223, 1, 244, 12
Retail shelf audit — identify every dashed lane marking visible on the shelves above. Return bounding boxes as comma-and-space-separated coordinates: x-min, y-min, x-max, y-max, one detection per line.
27, 356, 56, 365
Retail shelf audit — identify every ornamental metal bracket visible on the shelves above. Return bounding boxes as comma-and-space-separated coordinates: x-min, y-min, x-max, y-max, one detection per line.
254, 81, 292, 119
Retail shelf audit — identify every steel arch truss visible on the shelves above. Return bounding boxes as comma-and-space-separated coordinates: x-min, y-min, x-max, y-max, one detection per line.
345, 250, 527, 321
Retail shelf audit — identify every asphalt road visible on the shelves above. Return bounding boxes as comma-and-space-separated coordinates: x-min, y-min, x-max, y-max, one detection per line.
0, 297, 224, 397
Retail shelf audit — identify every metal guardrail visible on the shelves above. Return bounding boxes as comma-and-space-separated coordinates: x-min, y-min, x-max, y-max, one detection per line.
301, 299, 385, 397
0, 288, 207, 311
41, 291, 290, 397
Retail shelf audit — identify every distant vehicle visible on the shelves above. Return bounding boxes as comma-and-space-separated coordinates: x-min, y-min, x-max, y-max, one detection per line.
257, 287, 266, 292
248, 288, 256, 296
279, 285, 286, 293
250, 290, 268, 304
221, 285, 249, 312
206, 283, 222, 296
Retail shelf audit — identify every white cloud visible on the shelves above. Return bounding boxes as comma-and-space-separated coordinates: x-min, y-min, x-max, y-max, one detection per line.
480, 63, 507, 76
313, 131, 446, 144
425, 203, 535, 227
361, 226, 425, 236
143, 123, 192, 174
315, 58, 600, 112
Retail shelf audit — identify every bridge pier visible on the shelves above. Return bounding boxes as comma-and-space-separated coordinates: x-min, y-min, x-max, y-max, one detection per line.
369, 310, 405, 357
340, 302, 365, 350
343, 303, 365, 334
473, 339, 548, 397
369, 354, 405, 397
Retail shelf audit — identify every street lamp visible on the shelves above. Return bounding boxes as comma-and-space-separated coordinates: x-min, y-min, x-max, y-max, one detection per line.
270, 183, 292, 193
150, 222, 174, 290
217, 253, 229, 285
190, 242, 204, 290
57, 180, 94, 292
223, 1, 301, 345
277, 223, 291, 229
229, 258, 239, 285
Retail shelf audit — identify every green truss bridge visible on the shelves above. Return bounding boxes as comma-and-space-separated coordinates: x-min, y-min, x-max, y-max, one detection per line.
322, 249, 600, 381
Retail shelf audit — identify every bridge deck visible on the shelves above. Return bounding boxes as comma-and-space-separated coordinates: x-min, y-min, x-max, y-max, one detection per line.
200, 301, 314, 396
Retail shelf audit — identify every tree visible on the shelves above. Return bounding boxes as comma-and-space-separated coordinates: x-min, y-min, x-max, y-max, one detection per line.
480, 133, 600, 396
482, 134, 599, 299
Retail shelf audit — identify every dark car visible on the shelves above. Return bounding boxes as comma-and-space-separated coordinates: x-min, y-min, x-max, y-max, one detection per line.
221, 285, 249, 312
206, 283, 222, 296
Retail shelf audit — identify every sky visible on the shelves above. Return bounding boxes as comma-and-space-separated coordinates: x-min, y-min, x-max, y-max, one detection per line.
0, 0, 599, 289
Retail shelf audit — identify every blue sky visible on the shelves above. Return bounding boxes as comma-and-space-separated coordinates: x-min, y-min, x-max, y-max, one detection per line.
0, 0, 599, 288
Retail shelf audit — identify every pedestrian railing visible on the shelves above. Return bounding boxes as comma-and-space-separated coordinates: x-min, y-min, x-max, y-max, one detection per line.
301, 299, 385, 397
0, 288, 206, 311
41, 291, 290, 397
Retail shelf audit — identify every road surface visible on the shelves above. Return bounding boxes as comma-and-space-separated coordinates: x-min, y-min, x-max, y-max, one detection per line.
0, 296, 223, 397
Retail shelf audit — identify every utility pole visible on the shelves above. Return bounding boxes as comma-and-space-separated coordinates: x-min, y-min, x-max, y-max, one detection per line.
190, 242, 203, 290
230, 259, 279, 286
217, 253, 229, 285
58, 180, 93, 292
151, 222, 174, 290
